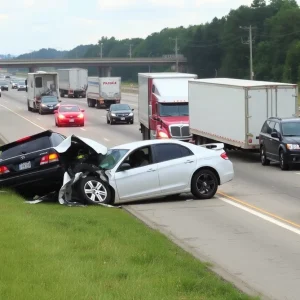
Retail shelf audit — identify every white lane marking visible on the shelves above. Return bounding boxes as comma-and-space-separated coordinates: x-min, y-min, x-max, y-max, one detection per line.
219, 197, 300, 236
102, 116, 106, 118
104, 138, 109, 141
0, 104, 45, 130
4, 100, 8, 103
17, 106, 22, 109
80, 128, 86, 131
295, 173, 300, 175
36, 117, 41, 120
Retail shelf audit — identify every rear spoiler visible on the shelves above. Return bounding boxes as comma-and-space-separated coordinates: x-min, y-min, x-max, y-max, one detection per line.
199, 143, 224, 150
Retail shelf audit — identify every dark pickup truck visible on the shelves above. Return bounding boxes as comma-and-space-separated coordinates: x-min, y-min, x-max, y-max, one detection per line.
0, 130, 65, 196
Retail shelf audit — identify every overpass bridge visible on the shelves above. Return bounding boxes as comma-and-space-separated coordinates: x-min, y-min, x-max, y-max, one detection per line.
0, 57, 188, 76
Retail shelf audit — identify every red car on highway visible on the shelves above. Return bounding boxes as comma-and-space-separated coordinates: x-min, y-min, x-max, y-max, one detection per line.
54, 105, 85, 127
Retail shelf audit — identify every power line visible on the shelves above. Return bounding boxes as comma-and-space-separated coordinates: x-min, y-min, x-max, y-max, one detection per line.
240, 25, 256, 80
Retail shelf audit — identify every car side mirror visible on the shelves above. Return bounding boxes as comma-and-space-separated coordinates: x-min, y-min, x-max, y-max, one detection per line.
132, 108, 134, 111
81, 109, 85, 112
271, 132, 279, 138
118, 162, 131, 172
54, 110, 58, 114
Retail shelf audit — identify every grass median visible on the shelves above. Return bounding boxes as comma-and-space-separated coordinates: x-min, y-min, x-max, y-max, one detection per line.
0, 192, 258, 300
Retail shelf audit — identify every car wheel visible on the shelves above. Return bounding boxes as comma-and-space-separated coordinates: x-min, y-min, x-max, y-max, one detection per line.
279, 150, 289, 170
191, 169, 218, 199
77, 176, 112, 205
260, 146, 270, 166
107, 117, 110, 124
130, 119, 134, 124
110, 120, 114, 125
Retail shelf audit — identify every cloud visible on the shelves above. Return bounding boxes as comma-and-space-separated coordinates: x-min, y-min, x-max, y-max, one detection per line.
0, 14, 8, 21
148, 0, 185, 7
98, 0, 137, 9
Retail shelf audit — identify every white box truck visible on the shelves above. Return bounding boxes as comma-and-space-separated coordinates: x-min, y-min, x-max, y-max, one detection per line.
26, 72, 60, 112
87, 77, 121, 109
57, 68, 88, 98
189, 78, 298, 150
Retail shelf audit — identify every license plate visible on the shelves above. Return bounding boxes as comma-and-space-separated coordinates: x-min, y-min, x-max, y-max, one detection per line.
19, 161, 31, 170
69, 119, 74, 122
121, 117, 125, 120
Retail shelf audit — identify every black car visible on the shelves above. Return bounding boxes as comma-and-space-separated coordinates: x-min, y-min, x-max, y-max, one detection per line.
38, 95, 60, 114
106, 103, 134, 125
0, 81, 9, 91
259, 117, 300, 170
0, 130, 65, 195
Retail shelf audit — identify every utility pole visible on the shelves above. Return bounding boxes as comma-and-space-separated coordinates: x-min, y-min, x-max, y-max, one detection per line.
100, 43, 103, 58
240, 25, 256, 80
128, 44, 133, 58
169, 37, 179, 72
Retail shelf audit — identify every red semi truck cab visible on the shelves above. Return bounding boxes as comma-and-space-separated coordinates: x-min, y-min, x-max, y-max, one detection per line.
138, 73, 198, 141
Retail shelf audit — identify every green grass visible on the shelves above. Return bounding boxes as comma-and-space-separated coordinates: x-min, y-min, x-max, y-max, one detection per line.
122, 81, 138, 88
0, 192, 259, 300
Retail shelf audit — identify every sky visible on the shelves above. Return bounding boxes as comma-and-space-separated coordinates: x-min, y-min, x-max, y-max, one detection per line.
0, 0, 274, 55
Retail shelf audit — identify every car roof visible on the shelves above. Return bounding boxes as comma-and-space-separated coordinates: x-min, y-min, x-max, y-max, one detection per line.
268, 117, 300, 123
111, 139, 193, 150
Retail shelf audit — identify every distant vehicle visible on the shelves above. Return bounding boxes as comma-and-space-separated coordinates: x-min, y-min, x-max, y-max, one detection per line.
26, 72, 59, 112
0, 89, 1, 97
87, 77, 121, 108
138, 73, 197, 141
56, 138, 234, 205
17, 81, 26, 91
5, 75, 10, 79
259, 117, 300, 170
188, 78, 298, 151
0, 80, 9, 91
37, 95, 60, 115
106, 103, 134, 125
54, 105, 85, 127
57, 68, 88, 98
11, 80, 18, 89
0, 130, 66, 196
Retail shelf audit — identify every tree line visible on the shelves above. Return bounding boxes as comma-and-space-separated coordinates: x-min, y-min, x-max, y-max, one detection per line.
15, 0, 300, 83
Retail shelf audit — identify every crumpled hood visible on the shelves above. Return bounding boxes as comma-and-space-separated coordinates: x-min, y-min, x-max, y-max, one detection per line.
54, 135, 108, 155
159, 116, 189, 126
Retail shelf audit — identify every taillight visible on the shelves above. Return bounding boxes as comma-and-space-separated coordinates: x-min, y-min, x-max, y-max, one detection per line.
17, 136, 31, 143
0, 166, 9, 175
40, 153, 59, 165
220, 152, 228, 160
77, 113, 84, 118
58, 114, 65, 119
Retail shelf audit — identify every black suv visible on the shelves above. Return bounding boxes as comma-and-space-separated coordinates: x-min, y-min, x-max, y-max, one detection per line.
259, 117, 300, 170
0, 130, 65, 195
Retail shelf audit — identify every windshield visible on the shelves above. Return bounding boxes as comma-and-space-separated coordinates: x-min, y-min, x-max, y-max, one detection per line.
281, 122, 300, 136
0, 82, 7, 85
111, 104, 130, 111
59, 106, 80, 112
42, 97, 58, 103
158, 103, 189, 117
18, 82, 25, 85
99, 149, 129, 170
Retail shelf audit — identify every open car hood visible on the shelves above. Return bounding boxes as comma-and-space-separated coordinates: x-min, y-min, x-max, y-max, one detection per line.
53, 135, 108, 155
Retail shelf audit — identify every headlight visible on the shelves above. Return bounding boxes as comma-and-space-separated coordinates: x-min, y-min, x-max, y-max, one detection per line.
157, 131, 169, 138
286, 144, 300, 150
129, 112, 133, 116
41, 104, 46, 107
111, 113, 116, 117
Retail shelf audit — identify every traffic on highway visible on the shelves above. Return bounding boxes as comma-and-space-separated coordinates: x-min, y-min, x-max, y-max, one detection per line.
1, 70, 300, 300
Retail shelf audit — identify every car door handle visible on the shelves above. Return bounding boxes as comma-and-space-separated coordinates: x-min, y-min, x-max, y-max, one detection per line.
184, 160, 194, 164
147, 168, 156, 172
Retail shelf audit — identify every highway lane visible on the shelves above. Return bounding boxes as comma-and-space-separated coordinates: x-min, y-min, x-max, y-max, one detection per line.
2, 89, 300, 299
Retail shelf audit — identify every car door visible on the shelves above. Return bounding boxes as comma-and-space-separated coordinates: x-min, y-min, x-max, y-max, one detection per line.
263, 121, 275, 158
152, 143, 196, 194
114, 146, 161, 202
269, 122, 281, 161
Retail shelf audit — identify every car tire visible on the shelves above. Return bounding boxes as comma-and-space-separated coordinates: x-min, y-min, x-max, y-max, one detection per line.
260, 146, 270, 166
77, 176, 112, 205
107, 117, 110, 124
279, 150, 289, 170
110, 120, 114, 125
130, 119, 134, 124
191, 169, 218, 199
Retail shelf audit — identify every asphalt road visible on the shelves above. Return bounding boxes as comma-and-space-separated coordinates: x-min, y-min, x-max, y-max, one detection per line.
1, 88, 300, 300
